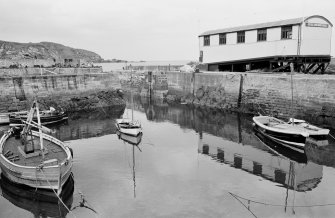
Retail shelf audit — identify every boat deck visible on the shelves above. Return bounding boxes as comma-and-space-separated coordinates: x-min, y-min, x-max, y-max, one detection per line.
3, 135, 67, 167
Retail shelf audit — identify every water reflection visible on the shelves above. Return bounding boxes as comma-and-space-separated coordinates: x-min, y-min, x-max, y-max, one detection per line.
116, 131, 143, 198
0, 173, 74, 217
52, 105, 124, 141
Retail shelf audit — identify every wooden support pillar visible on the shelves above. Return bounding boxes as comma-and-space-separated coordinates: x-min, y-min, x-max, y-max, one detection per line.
231, 64, 234, 72
313, 63, 323, 74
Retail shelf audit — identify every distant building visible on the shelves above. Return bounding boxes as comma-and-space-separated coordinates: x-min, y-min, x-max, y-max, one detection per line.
199, 15, 333, 73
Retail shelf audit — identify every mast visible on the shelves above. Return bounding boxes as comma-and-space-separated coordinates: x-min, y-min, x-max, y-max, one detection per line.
132, 145, 136, 198
290, 63, 294, 125
35, 100, 45, 160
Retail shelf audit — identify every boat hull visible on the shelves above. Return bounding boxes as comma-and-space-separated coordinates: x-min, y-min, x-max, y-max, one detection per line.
253, 115, 329, 150
116, 119, 142, 137
0, 130, 73, 191
9, 112, 68, 127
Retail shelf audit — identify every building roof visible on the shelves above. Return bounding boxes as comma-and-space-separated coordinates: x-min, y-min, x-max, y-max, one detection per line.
199, 15, 333, 37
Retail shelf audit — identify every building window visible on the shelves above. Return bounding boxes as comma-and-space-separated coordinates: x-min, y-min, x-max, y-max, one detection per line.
204, 35, 210, 46
257, 29, 267, 41
281, 26, 292, 39
237, 31, 245, 43
219, 33, 226, 45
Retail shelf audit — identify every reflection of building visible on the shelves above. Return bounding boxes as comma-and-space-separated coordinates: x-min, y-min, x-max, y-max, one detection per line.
198, 133, 323, 191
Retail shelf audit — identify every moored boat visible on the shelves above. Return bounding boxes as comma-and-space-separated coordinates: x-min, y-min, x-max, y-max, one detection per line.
0, 100, 73, 194
253, 115, 329, 150
9, 108, 68, 127
116, 118, 142, 137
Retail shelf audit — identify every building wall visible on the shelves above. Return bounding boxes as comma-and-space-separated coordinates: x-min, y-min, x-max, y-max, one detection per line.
199, 16, 332, 64
300, 16, 332, 55
200, 25, 300, 64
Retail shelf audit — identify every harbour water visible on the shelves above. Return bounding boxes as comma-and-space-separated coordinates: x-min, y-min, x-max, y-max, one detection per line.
1, 96, 335, 218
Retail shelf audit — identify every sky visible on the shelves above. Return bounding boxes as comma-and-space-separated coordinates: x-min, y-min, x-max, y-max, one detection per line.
0, 0, 334, 61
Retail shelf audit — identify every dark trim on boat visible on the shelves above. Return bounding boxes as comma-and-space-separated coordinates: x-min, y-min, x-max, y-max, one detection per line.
9, 112, 68, 126
254, 127, 307, 163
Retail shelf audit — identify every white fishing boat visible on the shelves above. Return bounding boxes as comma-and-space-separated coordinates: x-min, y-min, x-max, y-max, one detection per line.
0, 100, 73, 195
253, 65, 329, 149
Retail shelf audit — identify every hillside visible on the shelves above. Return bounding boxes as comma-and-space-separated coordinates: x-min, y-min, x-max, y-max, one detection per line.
0, 40, 103, 62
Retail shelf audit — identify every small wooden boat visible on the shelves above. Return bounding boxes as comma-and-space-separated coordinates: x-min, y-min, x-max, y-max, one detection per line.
9, 108, 68, 127
253, 115, 329, 150
0, 100, 73, 195
116, 118, 142, 137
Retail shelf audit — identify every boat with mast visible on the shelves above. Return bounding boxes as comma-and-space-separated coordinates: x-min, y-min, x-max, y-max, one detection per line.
116, 87, 142, 136
0, 99, 73, 195
253, 64, 329, 150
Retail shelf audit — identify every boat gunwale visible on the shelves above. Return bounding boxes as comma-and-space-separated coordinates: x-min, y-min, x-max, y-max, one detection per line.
253, 115, 329, 136
0, 129, 72, 170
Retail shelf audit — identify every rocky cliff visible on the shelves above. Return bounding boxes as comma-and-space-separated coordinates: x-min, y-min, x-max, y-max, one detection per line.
0, 40, 102, 62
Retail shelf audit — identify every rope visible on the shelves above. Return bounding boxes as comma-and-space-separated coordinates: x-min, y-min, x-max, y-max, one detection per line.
329, 133, 335, 141
69, 173, 100, 218
229, 192, 258, 218
40, 169, 76, 218
228, 191, 335, 208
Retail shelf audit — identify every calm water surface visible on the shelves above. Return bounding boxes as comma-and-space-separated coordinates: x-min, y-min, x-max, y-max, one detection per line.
1, 97, 335, 218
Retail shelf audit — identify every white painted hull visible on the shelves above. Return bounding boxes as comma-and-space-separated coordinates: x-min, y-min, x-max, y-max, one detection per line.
116, 119, 142, 137
253, 115, 329, 137
0, 131, 73, 191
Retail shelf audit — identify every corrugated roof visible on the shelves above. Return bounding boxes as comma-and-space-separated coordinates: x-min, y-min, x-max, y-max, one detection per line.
199, 17, 304, 36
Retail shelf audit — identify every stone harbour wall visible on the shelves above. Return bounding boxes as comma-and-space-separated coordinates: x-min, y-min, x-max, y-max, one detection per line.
0, 68, 123, 113
162, 71, 335, 127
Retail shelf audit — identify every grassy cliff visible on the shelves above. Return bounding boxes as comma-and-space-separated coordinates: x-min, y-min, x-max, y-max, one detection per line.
0, 40, 102, 62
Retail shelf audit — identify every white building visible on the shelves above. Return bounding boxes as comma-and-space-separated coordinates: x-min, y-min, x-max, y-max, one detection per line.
199, 15, 333, 73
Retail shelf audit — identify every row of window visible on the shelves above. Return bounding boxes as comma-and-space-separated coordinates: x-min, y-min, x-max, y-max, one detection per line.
203, 26, 292, 46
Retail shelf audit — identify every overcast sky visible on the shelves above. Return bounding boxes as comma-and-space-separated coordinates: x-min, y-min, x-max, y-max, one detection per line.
0, 0, 334, 61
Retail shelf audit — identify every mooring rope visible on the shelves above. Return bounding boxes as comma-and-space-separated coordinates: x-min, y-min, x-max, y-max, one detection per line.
228, 191, 335, 208
69, 173, 100, 218
229, 192, 258, 218
328, 133, 335, 141
40, 169, 76, 218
